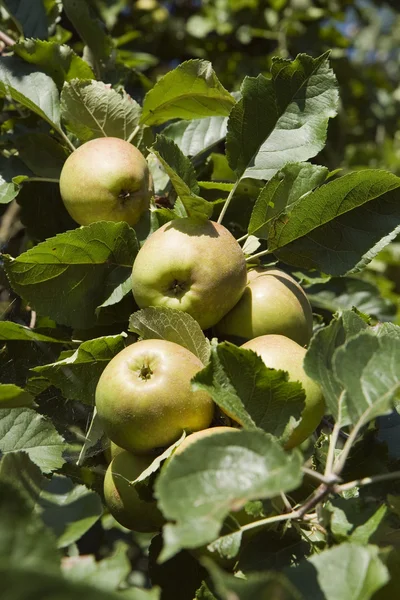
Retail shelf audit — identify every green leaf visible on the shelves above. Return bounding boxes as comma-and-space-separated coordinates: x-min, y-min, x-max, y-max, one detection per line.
205, 559, 302, 600
0, 155, 32, 205
0, 477, 60, 573
129, 307, 211, 366
306, 277, 396, 321
62, 541, 131, 590
95, 275, 132, 312
14, 39, 94, 89
193, 342, 305, 442
333, 329, 400, 426
155, 429, 303, 560
306, 543, 389, 600
3, 221, 139, 329
248, 163, 329, 238
163, 116, 228, 157
61, 79, 142, 142
33, 334, 126, 405
226, 52, 338, 179
151, 135, 213, 220
62, 0, 113, 74
350, 505, 387, 545
0, 56, 62, 131
1, 567, 160, 600
38, 475, 103, 548
304, 311, 368, 425
272, 170, 400, 276
14, 133, 68, 179
141, 59, 235, 126
0, 383, 35, 408
0, 407, 66, 473
2, 0, 48, 39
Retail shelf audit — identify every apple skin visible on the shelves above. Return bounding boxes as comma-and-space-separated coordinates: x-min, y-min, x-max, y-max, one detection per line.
103, 439, 125, 463
241, 335, 325, 449
215, 267, 313, 347
95, 339, 215, 454
131, 218, 248, 330
59, 137, 153, 226
104, 450, 164, 532
173, 426, 237, 456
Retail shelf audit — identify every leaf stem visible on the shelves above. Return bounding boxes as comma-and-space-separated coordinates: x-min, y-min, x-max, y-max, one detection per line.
333, 418, 365, 476
324, 417, 342, 477
336, 470, 400, 493
58, 128, 76, 153
245, 248, 272, 262
127, 124, 141, 145
25, 177, 60, 184
217, 179, 240, 225
236, 233, 249, 243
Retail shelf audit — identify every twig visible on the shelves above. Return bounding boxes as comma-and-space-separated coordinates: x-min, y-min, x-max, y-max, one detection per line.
0, 29, 16, 47
302, 466, 341, 486
236, 233, 249, 244
324, 418, 343, 477
336, 470, 400, 493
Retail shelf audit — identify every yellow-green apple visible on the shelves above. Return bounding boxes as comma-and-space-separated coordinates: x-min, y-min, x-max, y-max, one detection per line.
173, 426, 237, 456
131, 218, 247, 329
59, 137, 153, 226
96, 339, 214, 454
241, 335, 325, 448
104, 450, 164, 532
215, 267, 313, 347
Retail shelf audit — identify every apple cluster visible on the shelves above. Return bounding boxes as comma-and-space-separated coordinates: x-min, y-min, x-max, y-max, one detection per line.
60, 138, 324, 532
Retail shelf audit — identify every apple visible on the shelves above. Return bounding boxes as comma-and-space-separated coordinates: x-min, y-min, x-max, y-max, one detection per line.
131, 218, 248, 329
103, 439, 124, 463
95, 339, 215, 454
59, 137, 153, 226
173, 426, 237, 456
215, 267, 313, 347
241, 335, 325, 449
104, 450, 164, 532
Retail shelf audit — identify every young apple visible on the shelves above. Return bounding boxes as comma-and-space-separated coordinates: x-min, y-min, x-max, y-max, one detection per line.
104, 450, 164, 532
131, 218, 247, 329
59, 137, 153, 226
215, 267, 313, 347
241, 335, 325, 448
95, 339, 215, 454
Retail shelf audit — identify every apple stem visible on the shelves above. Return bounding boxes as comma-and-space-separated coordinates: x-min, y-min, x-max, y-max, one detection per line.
25, 177, 60, 184
236, 233, 249, 244
58, 128, 77, 153
217, 179, 240, 225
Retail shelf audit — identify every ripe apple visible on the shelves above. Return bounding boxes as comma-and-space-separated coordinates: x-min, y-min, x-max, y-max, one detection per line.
104, 450, 164, 532
173, 426, 237, 456
131, 218, 247, 329
241, 335, 325, 448
59, 137, 153, 226
215, 267, 313, 347
95, 339, 215, 454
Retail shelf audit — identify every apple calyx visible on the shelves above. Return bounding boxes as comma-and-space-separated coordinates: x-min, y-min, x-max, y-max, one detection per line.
167, 279, 187, 297
138, 364, 153, 380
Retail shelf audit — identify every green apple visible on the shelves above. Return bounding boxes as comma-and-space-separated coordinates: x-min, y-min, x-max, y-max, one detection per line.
103, 439, 124, 463
104, 450, 164, 532
173, 426, 237, 456
59, 137, 153, 226
215, 267, 313, 347
131, 218, 247, 329
241, 335, 325, 449
95, 339, 215, 454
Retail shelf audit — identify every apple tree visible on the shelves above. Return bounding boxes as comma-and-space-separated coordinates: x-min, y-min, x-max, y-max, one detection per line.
1, 1, 400, 599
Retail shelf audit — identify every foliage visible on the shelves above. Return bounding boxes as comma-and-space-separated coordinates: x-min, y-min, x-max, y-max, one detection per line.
1, 1, 400, 599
